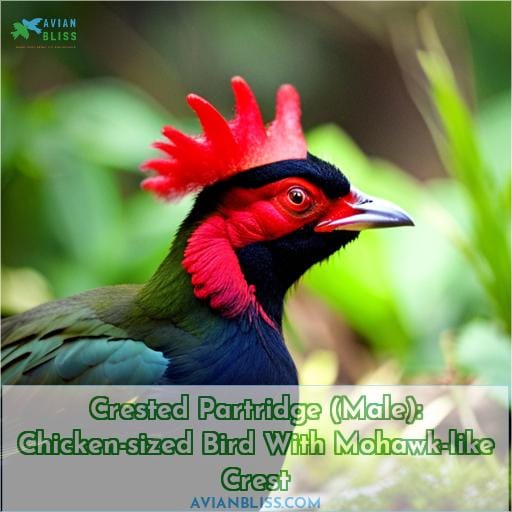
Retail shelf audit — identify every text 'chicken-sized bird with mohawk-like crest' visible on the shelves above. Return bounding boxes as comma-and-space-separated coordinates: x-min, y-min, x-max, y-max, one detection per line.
2, 77, 413, 385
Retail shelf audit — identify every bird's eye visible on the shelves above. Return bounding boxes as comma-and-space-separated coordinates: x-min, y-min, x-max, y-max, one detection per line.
288, 187, 306, 205
286, 187, 311, 212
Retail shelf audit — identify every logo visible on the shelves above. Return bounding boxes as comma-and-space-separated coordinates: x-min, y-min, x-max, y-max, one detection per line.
10, 17, 77, 47
11, 18, 42, 40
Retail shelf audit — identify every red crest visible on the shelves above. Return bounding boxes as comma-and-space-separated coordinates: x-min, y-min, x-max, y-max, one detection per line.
141, 76, 307, 198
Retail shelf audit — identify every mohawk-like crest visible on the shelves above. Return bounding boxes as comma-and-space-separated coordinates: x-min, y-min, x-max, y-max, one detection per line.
141, 76, 307, 198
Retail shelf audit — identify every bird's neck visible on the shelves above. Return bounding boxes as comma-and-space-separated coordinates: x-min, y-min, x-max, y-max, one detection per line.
137, 218, 301, 385
136, 216, 282, 332
137, 216, 355, 337
137, 224, 211, 332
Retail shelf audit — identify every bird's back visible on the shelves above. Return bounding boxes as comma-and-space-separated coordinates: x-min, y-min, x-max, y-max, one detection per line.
1, 281, 298, 385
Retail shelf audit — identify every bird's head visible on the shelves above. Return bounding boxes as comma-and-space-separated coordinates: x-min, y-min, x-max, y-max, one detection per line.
142, 77, 413, 326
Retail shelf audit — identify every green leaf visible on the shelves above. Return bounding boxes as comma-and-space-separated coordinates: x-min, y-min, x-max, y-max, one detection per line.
476, 92, 511, 188
417, 29, 511, 332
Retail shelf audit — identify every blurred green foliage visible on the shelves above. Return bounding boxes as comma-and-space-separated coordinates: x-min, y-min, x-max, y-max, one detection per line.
2, 3, 510, 384
418, 17, 510, 332
2, 76, 193, 296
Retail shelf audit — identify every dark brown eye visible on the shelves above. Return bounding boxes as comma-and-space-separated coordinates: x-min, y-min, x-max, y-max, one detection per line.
284, 186, 312, 213
288, 187, 306, 205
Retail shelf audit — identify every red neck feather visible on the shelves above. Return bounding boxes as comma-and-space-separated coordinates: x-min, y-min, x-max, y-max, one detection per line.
182, 214, 274, 326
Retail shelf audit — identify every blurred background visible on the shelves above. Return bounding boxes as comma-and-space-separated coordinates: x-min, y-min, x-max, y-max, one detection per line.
2, 1, 510, 385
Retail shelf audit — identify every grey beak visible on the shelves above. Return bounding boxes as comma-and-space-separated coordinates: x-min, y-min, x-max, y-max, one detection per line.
315, 188, 414, 232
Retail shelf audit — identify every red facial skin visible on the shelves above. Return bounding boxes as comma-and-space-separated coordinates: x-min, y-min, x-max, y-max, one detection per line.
314, 189, 364, 232
182, 178, 348, 324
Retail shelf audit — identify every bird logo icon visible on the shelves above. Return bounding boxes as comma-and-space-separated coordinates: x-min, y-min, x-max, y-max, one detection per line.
11, 18, 42, 40
23, 18, 43, 34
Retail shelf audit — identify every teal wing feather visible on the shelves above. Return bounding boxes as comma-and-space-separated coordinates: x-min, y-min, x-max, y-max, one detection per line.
2, 337, 168, 384
1, 287, 169, 385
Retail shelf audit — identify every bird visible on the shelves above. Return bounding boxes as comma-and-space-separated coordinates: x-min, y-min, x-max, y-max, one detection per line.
22, 18, 43, 35
11, 22, 30, 40
1, 77, 413, 385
